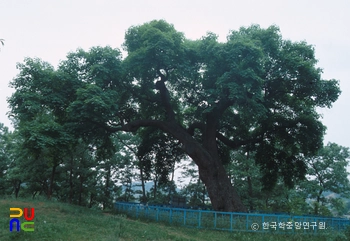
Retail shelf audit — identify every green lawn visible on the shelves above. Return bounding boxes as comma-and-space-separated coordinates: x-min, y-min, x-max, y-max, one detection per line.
0, 198, 348, 241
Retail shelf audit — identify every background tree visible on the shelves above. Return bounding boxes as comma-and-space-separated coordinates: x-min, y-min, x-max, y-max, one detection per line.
0, 123, 12, 195
179, 160, 208, 207
6, 52, 122, 205
228, 149, 309, 214
228, 143, 350, 215
302, 143, 350, 215
137, 127, 184, 203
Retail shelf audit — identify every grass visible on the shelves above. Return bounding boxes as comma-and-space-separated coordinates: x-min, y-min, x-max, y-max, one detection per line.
0, 197, 349, 241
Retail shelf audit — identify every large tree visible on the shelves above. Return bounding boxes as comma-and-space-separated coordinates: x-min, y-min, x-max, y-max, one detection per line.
8, 20, 340, 212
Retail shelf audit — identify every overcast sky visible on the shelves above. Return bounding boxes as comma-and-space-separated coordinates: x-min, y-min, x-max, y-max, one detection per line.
0, 0, 349, 149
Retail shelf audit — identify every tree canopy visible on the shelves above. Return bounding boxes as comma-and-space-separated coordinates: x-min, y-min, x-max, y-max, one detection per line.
8, 20, 341, 212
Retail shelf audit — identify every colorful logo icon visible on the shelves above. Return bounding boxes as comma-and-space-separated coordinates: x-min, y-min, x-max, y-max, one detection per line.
9, 208, 35, 232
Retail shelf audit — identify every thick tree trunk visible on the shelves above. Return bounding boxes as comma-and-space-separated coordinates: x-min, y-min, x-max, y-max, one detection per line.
189, 143, 247, 211
200, 113, 247, 212
198, 161, 247, 212
180, 127, 247, 212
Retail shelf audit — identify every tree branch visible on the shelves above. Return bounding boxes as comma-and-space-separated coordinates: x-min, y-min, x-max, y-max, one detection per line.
155, 69, 175, 121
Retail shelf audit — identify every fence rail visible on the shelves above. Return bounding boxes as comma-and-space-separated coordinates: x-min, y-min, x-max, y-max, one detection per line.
115, 202, 350, 234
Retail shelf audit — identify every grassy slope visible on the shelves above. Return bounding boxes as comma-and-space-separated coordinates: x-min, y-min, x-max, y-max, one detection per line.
0, 198, 347, 241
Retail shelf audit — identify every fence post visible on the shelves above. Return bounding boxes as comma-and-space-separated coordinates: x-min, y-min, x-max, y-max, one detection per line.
198, 210, 202, 228
263, 214, 265, 233
246, 214, 248, 231
214, 212, 217, 228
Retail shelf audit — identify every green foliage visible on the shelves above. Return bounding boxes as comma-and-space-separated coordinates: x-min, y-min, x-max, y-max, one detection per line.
329, 198, 348, 216
6, 20, 342, 211
124, 20, 185, 75
302, 143, 350, 215
227, 150, 301, 213
227, 143, 350, 216
178, 160, 209, 207
137, 127, 184, 185
181, 181, 207, 207
0, 124, 11, 195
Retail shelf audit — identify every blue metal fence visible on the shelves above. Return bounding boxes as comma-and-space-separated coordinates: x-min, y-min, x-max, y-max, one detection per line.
115, 202, 350, 234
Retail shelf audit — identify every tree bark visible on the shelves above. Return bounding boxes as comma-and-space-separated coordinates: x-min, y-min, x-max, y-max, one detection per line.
191, 112, 247, 212
197, 157, 247, 212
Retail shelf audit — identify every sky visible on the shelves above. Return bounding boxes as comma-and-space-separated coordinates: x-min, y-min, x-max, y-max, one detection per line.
0, 0, 349, 151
